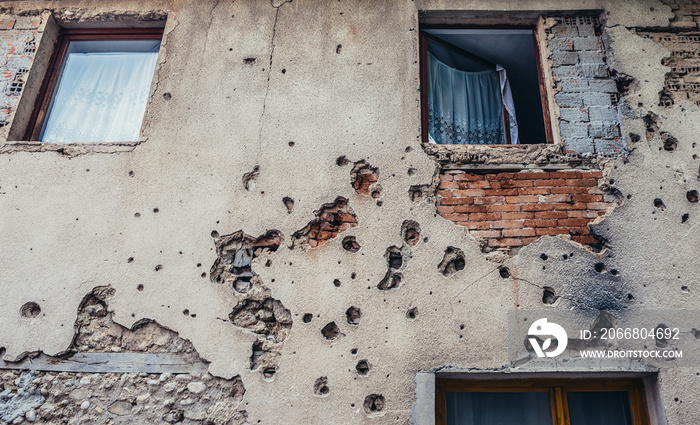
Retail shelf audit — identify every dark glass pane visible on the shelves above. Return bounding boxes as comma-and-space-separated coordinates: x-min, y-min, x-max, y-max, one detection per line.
446, 391, 553, 425
567, 391, 633, 425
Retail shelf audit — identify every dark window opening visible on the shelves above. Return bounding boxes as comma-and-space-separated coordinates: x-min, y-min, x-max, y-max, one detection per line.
420, 28, 550, 145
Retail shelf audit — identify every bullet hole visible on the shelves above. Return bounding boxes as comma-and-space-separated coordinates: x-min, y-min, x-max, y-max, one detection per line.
128, 171, 135, 178
162, 92, 172, 100
644, 112, 659, 135
321, 322, 341, 340
242, 165, 260, 191
280, 197, 294, 214
682, 286, 690, 293
211, 230, 220, 239
376, 200, 383, 207
409, 185, 426, 202
244, 57, 256, 64
408, 168, 417, 176
134, 212, 141, 218
542, 287, 558, 304
355, 360, 371, 376
288, 141, 295, 147
401, 220, 421, 247
336, 44, 342, 54
351, 160, 379, 195
333, 279, 341, 288
653, 198, 666, 210
687, 190, 699, 203
562, 254, 568, 260
302, 313, 313, 323
610, 269, 619, 276
655, 324, 670, 348
336, 156, 350, 166
694, 154, 699, 160
351, 272, 356, 279
363, 394, 385, 415
540, 253, 548, 261
594, 263, 605, 273
127, 257, 134, 263
346, 306, 361, 325
377, 271, 402, 290
137, 284, 144, 292
262, 367, 276, 381
498, 266, 510, 279
628, 133, 641, 143
662, 132, 678, 151
387, 246, 403, 270
155, 264, 163, 271
406, 307, 418, 320
682, 213, 690, 223
281, 68, 286, 74
628, 293, 634, 300
20, 302, 41, 318
342, 236, 361, 253
153, 208, 159, 213
350, 348, 358, 355
183, 309, 189, 316
371, 188, 382, 198
438, 247, 465, 277
265, 260, 272, 267
692, 329, 700, 339
292, 197, 358, 249
313, 377, 330, 397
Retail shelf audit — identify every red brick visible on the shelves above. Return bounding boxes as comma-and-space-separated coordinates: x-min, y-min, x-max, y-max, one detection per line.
503, 228, 537, 237
550, 171, 582, 179
442, 213, 470, 222
436, 206, 454, 214
438, 197, 474, 206
491, 220, 524, 229
506, 195, 539, 204
582, 170, 603, 178
436, 190, 453, 198
453, 205, 488, 213
572, 235, 596, 244
552, 202, 587, 210
453, 174, 481, 181
536, 228, 570, 236
485, 172, 516, 180
474, 196, 506, 205
502, 180, 534, 188
550, 187, 589, 194
534, 211, 568, 219
521, 237, 539, 245
524, 219, 557, 228
485, 189, 518, 196
568, 226, 591, 235
489, 238, 523, 247
439, 174, 454, 182
486, 204, 521, 212
471, 230, 502, 238
520, 203, 554, 212
572, 194, 604, 203
469, 213, 501, 221
558, 218, 591, 227
587, 202, 610, 210
459, 221, 490, 230
566, 210, 600, 218
518, 187, 550, 195
587, 187, 605, 195
438, 182, 460, 189
544, 194, 572, 203
502, 212, 534, 220
533, 179, 567, 187
566, 178, 598, 187
466, 180, 491, 189
517, 172, 550, 180
453, 189, 485, 197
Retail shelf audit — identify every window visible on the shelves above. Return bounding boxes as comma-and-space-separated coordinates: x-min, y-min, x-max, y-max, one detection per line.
436, 378, 650, 425
420, 27, 552, 146
26, 29, 162, 143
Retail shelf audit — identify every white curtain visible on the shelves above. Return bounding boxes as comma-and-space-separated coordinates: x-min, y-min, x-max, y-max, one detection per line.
41, 52, 158, 143
446, 392, 552, 425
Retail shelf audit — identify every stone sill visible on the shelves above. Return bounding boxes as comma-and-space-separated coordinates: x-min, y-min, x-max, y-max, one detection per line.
0, 141, 140, 157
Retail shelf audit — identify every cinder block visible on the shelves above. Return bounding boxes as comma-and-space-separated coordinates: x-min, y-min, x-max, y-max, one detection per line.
588, 106, 618, 122
555, 92, 584, 108
552, 65, 579, 80
572, 37, 600, 51
13, 16, 42, 30
588, 122, 621, 138
552, 51, 578, 66
578, 51, 606, 65
594, 138, 625, 155
577, 24, 596, 37
587, 79, 618, 93
560, 107, 590, 123
564, 137, 596, 154
0, 19, 15, 30
560, 122, 590, 139
550, 25, 579, 37
582, 92, 613, 108
559, 77, 588, 92
548, 37, 574, 52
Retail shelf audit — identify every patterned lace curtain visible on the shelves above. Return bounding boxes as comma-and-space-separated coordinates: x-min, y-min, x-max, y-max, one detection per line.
427, 52, 505, 145
41, 51, 159, 143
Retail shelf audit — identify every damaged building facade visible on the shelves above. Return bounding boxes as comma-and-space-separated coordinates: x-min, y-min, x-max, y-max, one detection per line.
0, 0, 699, 423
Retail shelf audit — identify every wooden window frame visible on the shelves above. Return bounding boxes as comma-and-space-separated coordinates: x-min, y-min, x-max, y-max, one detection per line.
436, 378, 651, 425
24, 28, 164, 142
419, 24, 555, 147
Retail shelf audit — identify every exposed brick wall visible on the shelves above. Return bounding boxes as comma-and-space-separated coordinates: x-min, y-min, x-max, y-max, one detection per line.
664, 0, 700, 28
0, 13, 44, 131
547, 16, 623, 155
292, 197, 358, 248
437, 170, 616, 250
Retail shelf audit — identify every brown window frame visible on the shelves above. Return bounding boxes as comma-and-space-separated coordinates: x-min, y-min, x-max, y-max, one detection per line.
436, 378, 651, 425
419, 24, 555, 146
24, 28, 164, 142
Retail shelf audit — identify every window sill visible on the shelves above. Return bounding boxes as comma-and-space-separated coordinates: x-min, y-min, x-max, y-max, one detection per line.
421, 142, 597, 169
0, 141, 141, 157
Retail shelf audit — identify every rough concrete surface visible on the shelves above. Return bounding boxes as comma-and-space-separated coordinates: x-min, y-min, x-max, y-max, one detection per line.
0, 0, 699, 424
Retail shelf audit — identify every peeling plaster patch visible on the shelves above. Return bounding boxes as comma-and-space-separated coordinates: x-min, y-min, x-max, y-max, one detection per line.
291, 197, 358, 249
350, 159, 379, 195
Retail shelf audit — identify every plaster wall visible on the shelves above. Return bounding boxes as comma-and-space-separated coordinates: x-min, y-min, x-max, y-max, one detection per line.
0, 1, 698, 424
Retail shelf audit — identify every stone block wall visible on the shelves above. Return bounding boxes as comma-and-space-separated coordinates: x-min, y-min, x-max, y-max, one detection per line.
437, 170, 618, 250
547, 16, 624, 155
